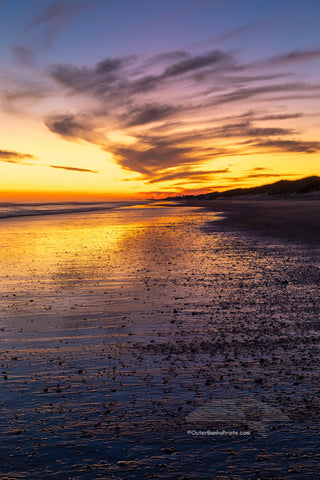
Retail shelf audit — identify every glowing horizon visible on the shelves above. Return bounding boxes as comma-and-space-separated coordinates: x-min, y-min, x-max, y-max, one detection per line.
1, 0, 320, 201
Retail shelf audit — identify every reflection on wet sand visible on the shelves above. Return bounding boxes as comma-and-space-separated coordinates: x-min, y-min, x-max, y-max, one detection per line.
0, 204, 319, 479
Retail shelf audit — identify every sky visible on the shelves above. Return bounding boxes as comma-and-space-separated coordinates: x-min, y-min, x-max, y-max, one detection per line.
0, 0, 320, 201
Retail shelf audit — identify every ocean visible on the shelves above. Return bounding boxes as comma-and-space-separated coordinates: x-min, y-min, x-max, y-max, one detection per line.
0, 201, 143, 219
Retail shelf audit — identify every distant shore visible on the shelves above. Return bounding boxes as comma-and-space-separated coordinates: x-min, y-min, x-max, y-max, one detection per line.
178, 196, 320, 246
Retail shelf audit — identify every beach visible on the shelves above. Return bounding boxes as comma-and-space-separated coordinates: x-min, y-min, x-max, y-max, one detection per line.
0, 201, 320, 479
184, 197, 320, 246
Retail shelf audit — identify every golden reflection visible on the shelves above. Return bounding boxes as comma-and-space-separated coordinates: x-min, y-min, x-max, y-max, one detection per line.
0, 206, 205, 294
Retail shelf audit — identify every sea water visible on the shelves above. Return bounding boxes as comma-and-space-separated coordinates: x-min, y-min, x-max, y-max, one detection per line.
0, 201, 142, 219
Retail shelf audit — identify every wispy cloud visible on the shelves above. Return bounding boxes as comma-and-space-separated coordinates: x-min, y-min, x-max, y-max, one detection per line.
48, 164, 98, 173
2, 87, 51, 114
10, 0, 103, 67
248, 167, 270, 172
265, 50, 320, 66
0, 149, 36, 164
256, 112, 303, 121
147, 168, 229, 184
14, 44, 318, 182
209, 120, 295, 138
125, 103, 178, 127
251, 139, 320, 153
208, 83, 319, 106
244, 172, 300, 179
50, 55, 136, 97
189, 17, 273, 50
10, 45, 35, 65
23, 0, 92, 46
45, 114, 106, 145
0, 149, 98, 174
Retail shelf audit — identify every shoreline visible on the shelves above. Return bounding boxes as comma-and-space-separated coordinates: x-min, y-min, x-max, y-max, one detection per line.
0, 201, 149, 221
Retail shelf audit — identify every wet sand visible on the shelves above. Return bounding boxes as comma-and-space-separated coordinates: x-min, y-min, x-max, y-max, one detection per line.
0, 202, 319, 479
183, 197, 320, 246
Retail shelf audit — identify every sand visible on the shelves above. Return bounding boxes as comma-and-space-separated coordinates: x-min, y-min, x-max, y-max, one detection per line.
183, 197, 320, 245
0, 201, 319, 479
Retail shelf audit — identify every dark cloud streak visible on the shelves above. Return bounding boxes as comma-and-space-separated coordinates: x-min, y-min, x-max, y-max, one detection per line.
244, 172, 299, 179
45, 114, 106, 145
267, 50, 320, 66
252, 139, 320, 154
48, 165, 98, 173
163, 50, 232, 77
147, 168, 229, 184
125, 104, 178, 127
0, 149, 36, 164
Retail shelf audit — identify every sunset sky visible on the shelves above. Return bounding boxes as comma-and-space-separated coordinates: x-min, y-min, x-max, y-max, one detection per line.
1, 0, 320, 201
